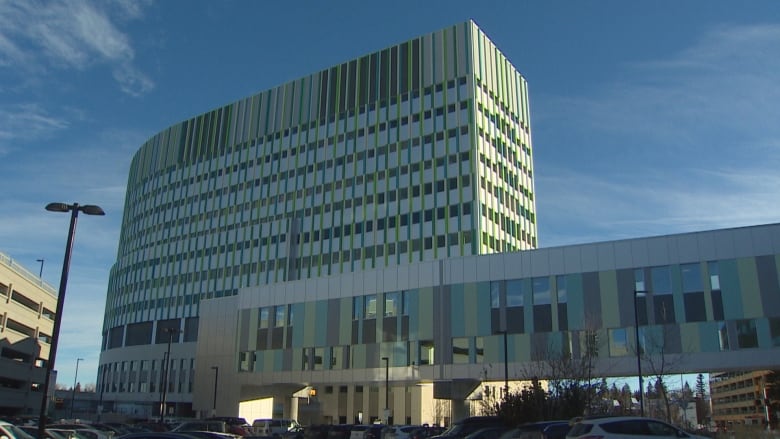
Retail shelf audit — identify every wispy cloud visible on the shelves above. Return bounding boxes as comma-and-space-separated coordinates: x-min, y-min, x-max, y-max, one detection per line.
534, 23, 780, 247
0, 0, 153, 96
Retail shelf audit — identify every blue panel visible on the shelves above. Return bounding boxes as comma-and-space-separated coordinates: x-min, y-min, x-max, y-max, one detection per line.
567, 274, 584, 330
720, 259, 744, 319
451, 284, 465, 337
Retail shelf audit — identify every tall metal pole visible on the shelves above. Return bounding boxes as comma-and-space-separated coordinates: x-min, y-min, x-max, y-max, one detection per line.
382, 356, 389, 423
502, 331, 509, 398
634, 290, 645, 416
38, 205, 79, 439
37, 258, 44, 277
159, 328, 179, 423
211, 366, 219, 412
70, 358, 83, 418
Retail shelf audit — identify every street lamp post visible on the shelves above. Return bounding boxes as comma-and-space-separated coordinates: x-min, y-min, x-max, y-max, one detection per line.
159, 327, 181, 423
381, 356, 389, 423
634, 290, 646, 416
211, 366, 219, 414
38, 202, 104, 439
36, 258, 44, 277
70, 358, 84, 418
494, 330, 509, 398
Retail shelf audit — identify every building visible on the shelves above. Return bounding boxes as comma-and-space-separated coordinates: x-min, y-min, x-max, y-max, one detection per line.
98, 20, 537, 418
192, 223, 780, 424
0, 252, 58, 416
710, 370, 774, 427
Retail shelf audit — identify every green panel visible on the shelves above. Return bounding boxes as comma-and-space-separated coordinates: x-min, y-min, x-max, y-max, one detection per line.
450, 284, 465, 337
485, 333, 501, 363
352, 344, 366, 369
513, 333, 530, 363
264, 349, 275, 372
599, 271, 620, 328
340, 297, 352, 344
418, 287, 434, 339
253, 350, 264, 372
292, 349, 303, 371
567, 274, 584, 330
303, 301, 317, 346
737, 258, 762, 318
719, 259, 743, 319
679, 323, 700, 353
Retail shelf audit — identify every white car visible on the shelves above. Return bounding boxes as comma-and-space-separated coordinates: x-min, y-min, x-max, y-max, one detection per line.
566, 416, 708, 439
0, 421, 36, 439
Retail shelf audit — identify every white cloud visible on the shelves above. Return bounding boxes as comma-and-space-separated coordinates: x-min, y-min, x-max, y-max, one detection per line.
0, 0, 153, 95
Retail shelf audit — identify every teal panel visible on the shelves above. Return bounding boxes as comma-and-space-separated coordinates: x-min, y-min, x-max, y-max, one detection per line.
275, 350, 284, 372
253, 350, 264, 372
316, 300, 328, 346
476, 282, 492, 336
698, 322, 721, 353
352, 344, 366, 369
291, 303, 306, 347
523, 278, 533, 333
719, 259, 743, 319
671, 265, 685, 324
451, 284, 465, 337
418, 287, 434, 339
408, 289, 420, 340
484, 333, 501, 363
757, 318, 771, 348
567, 274, 584, 330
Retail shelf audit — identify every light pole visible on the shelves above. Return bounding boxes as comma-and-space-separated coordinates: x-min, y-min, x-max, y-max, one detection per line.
381, 356, 389, 423
159, 327, 181, 423
70, 358, 84, 418
495, 330, 509, 398
37, 258, 44, 277
634, 290, 646, 416
211, 366, 219, 414
38, 202, 104, 439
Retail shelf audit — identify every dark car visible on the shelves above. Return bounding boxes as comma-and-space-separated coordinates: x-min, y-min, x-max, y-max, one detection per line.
327, 425, 354, 439
364, 425, 390, 439
432, 417, 506, 439
540, 422, 569, 439
303, 425, 331, 439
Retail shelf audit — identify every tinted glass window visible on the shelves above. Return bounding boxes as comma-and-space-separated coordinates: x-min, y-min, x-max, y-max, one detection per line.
601, 420, 649, 434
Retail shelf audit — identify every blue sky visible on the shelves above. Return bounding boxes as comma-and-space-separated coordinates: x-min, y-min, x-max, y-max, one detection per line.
1, 0, 779, 389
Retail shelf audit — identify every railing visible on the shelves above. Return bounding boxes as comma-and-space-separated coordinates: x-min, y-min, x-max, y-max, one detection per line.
0, 251, 57, 296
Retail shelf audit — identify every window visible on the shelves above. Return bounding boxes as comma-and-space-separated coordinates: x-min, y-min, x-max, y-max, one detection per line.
651, 266, 672, 294
506, 279, 523, 307
384, 292, 399, 317
681, 263, 703, 292
452, 337, 469, 364
736, 319, 758, 349
419, 340, 435, 365
718, 322, 730, 351
532, 277, 551, 305
353, 297, 363, 320
609, 328, 628, 356
275, 305, 286, 327
634, 269, 645, 292
364, 295, 377, 319
770, 318, 780, 347
490, 282, 500, 309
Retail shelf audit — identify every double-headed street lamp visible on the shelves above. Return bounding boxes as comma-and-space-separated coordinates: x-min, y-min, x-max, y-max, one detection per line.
633, 290, 646, 416
38, 202, 104, 439
70, 357, 84, 418
159, 327, 182, 423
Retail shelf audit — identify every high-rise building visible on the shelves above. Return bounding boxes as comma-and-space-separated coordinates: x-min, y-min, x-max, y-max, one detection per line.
0, 252, 57, 416
710, 371, 774, 428
99, 20, 537, 417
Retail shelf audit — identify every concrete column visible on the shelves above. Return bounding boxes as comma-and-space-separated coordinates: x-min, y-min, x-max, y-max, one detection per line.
451, 399, 471, 423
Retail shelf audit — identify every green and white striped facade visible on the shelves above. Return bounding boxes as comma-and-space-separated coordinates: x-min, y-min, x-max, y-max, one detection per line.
99, 21, 537, 417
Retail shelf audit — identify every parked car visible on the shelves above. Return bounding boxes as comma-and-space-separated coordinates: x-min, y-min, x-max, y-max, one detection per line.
0, 421, 35, 439
171, 420, 240, 438
540, 423, 570, 439
326, 425, 355, 439
206, 418, 253, 437
350, 425, 370, 439
566, 416, 709, 438
251, 419, 302, 437
385, 425, 421, 439
303, 424, 332, 439
432, 417, 506, 439
462, 426, 506, 439
363, 425, 389, 439
18, 425, 71, 439
48, 423, 114, 439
